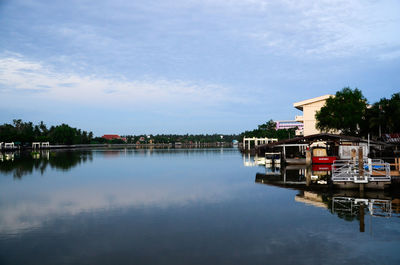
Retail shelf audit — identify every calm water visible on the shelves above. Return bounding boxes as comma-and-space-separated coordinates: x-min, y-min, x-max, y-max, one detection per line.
0, 148, 399, 265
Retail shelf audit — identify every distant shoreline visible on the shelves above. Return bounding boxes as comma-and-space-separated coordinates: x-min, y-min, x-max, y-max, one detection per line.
1, 142, 236, 151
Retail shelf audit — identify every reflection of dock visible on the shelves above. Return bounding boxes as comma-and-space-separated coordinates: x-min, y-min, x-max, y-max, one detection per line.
332, 197, 400, 218
295, 191, 328, 209
332, 196, 400, 232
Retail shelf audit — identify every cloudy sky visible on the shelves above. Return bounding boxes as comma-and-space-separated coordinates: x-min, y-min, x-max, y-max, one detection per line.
0, 0, 399, 135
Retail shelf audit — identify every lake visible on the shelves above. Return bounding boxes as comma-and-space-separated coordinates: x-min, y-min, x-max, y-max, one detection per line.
0, 148, 399, 265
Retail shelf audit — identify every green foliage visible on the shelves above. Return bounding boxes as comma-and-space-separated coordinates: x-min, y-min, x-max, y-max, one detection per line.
316, 88, 400, 137
367, 92, 400, 136
0, 120, 93, 145
240, 119, 297, 141
316, 88, 368, 136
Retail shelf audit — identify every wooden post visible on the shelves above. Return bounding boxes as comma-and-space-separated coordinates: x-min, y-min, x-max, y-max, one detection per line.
358, 147, 364, 177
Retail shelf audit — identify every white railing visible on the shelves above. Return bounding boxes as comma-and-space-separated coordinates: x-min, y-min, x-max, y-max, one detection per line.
332, 159, 391, 183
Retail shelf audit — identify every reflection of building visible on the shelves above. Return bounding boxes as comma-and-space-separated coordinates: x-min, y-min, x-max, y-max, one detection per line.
293, 95, 333, 136
295, 191, 328, 209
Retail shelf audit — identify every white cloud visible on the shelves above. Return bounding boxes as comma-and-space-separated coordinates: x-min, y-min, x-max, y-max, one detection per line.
193, 0, 400, 58
0, 55, 240, 107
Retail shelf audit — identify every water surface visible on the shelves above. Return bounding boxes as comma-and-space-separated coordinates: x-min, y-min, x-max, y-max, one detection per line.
0, 149, 399, 265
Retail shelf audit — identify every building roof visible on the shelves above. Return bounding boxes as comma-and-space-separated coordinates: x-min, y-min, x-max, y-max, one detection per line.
293, 95, 333, 110
102, 134, 121, 140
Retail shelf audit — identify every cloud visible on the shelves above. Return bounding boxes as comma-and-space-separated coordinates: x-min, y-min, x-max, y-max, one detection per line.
176, 0, 400, 59
240, 0, 400, 58
0, 55, 241, 108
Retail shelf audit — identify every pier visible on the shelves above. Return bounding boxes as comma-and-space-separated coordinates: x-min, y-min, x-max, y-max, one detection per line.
242, 137, 278, 151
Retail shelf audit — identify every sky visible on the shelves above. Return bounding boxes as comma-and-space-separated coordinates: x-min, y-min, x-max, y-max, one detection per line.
0, 0, 399, 135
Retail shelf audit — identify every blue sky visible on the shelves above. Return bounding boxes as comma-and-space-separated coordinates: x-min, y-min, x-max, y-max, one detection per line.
0, 0, 399, 135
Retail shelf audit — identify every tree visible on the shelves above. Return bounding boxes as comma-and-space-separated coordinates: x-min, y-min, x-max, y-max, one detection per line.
258, 120, 276, 131
316, 87, 367, 136
368, 92, 400, 136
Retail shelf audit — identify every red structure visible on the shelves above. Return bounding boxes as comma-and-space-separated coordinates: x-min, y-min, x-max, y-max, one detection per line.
102, 135, 127, 142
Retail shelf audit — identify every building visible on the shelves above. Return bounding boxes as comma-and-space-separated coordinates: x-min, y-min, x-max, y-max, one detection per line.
275, 120, 304, 132
102, 134, 127, 142
293, 95, 333, 136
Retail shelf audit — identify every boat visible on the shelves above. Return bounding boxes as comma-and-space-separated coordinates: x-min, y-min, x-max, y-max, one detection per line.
312, 147, 337, 164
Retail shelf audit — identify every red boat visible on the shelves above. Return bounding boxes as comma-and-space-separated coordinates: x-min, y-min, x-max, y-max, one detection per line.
312, 147, 337, 164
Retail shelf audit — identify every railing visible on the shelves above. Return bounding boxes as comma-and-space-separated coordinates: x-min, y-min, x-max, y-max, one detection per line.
332, 159, 391, 183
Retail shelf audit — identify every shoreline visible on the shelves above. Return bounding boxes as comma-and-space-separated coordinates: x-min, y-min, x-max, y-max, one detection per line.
1, 142, 235, 151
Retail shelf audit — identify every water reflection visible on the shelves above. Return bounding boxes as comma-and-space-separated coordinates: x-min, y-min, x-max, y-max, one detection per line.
244, 153, 331, 187
0, 150, 93, 179
256, 172, 400, 233
0, 149, 399, 264
0, 148, 231, 179
0, 148, 239, 235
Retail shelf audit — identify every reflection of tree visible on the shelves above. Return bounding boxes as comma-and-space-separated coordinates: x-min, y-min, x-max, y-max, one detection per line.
0, 151, 93, 179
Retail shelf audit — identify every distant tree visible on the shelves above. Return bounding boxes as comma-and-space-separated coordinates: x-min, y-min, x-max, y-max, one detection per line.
240, 119, 296, 141
316, 87, 368, 136
367, 92, 400, 136
258, 120, 276, 131
48, 124, 76, 145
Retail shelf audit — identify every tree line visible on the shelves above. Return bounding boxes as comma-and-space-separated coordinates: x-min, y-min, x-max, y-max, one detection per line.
121, 134, 239, 144
239, 120, 297, 140
0, 119, 93, 145
316, 88, 400, 138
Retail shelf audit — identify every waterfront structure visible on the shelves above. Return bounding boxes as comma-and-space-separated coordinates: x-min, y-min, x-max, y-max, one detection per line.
293, 95, 333, 136
242, 137, 278, 151
4, 142, 15, 149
